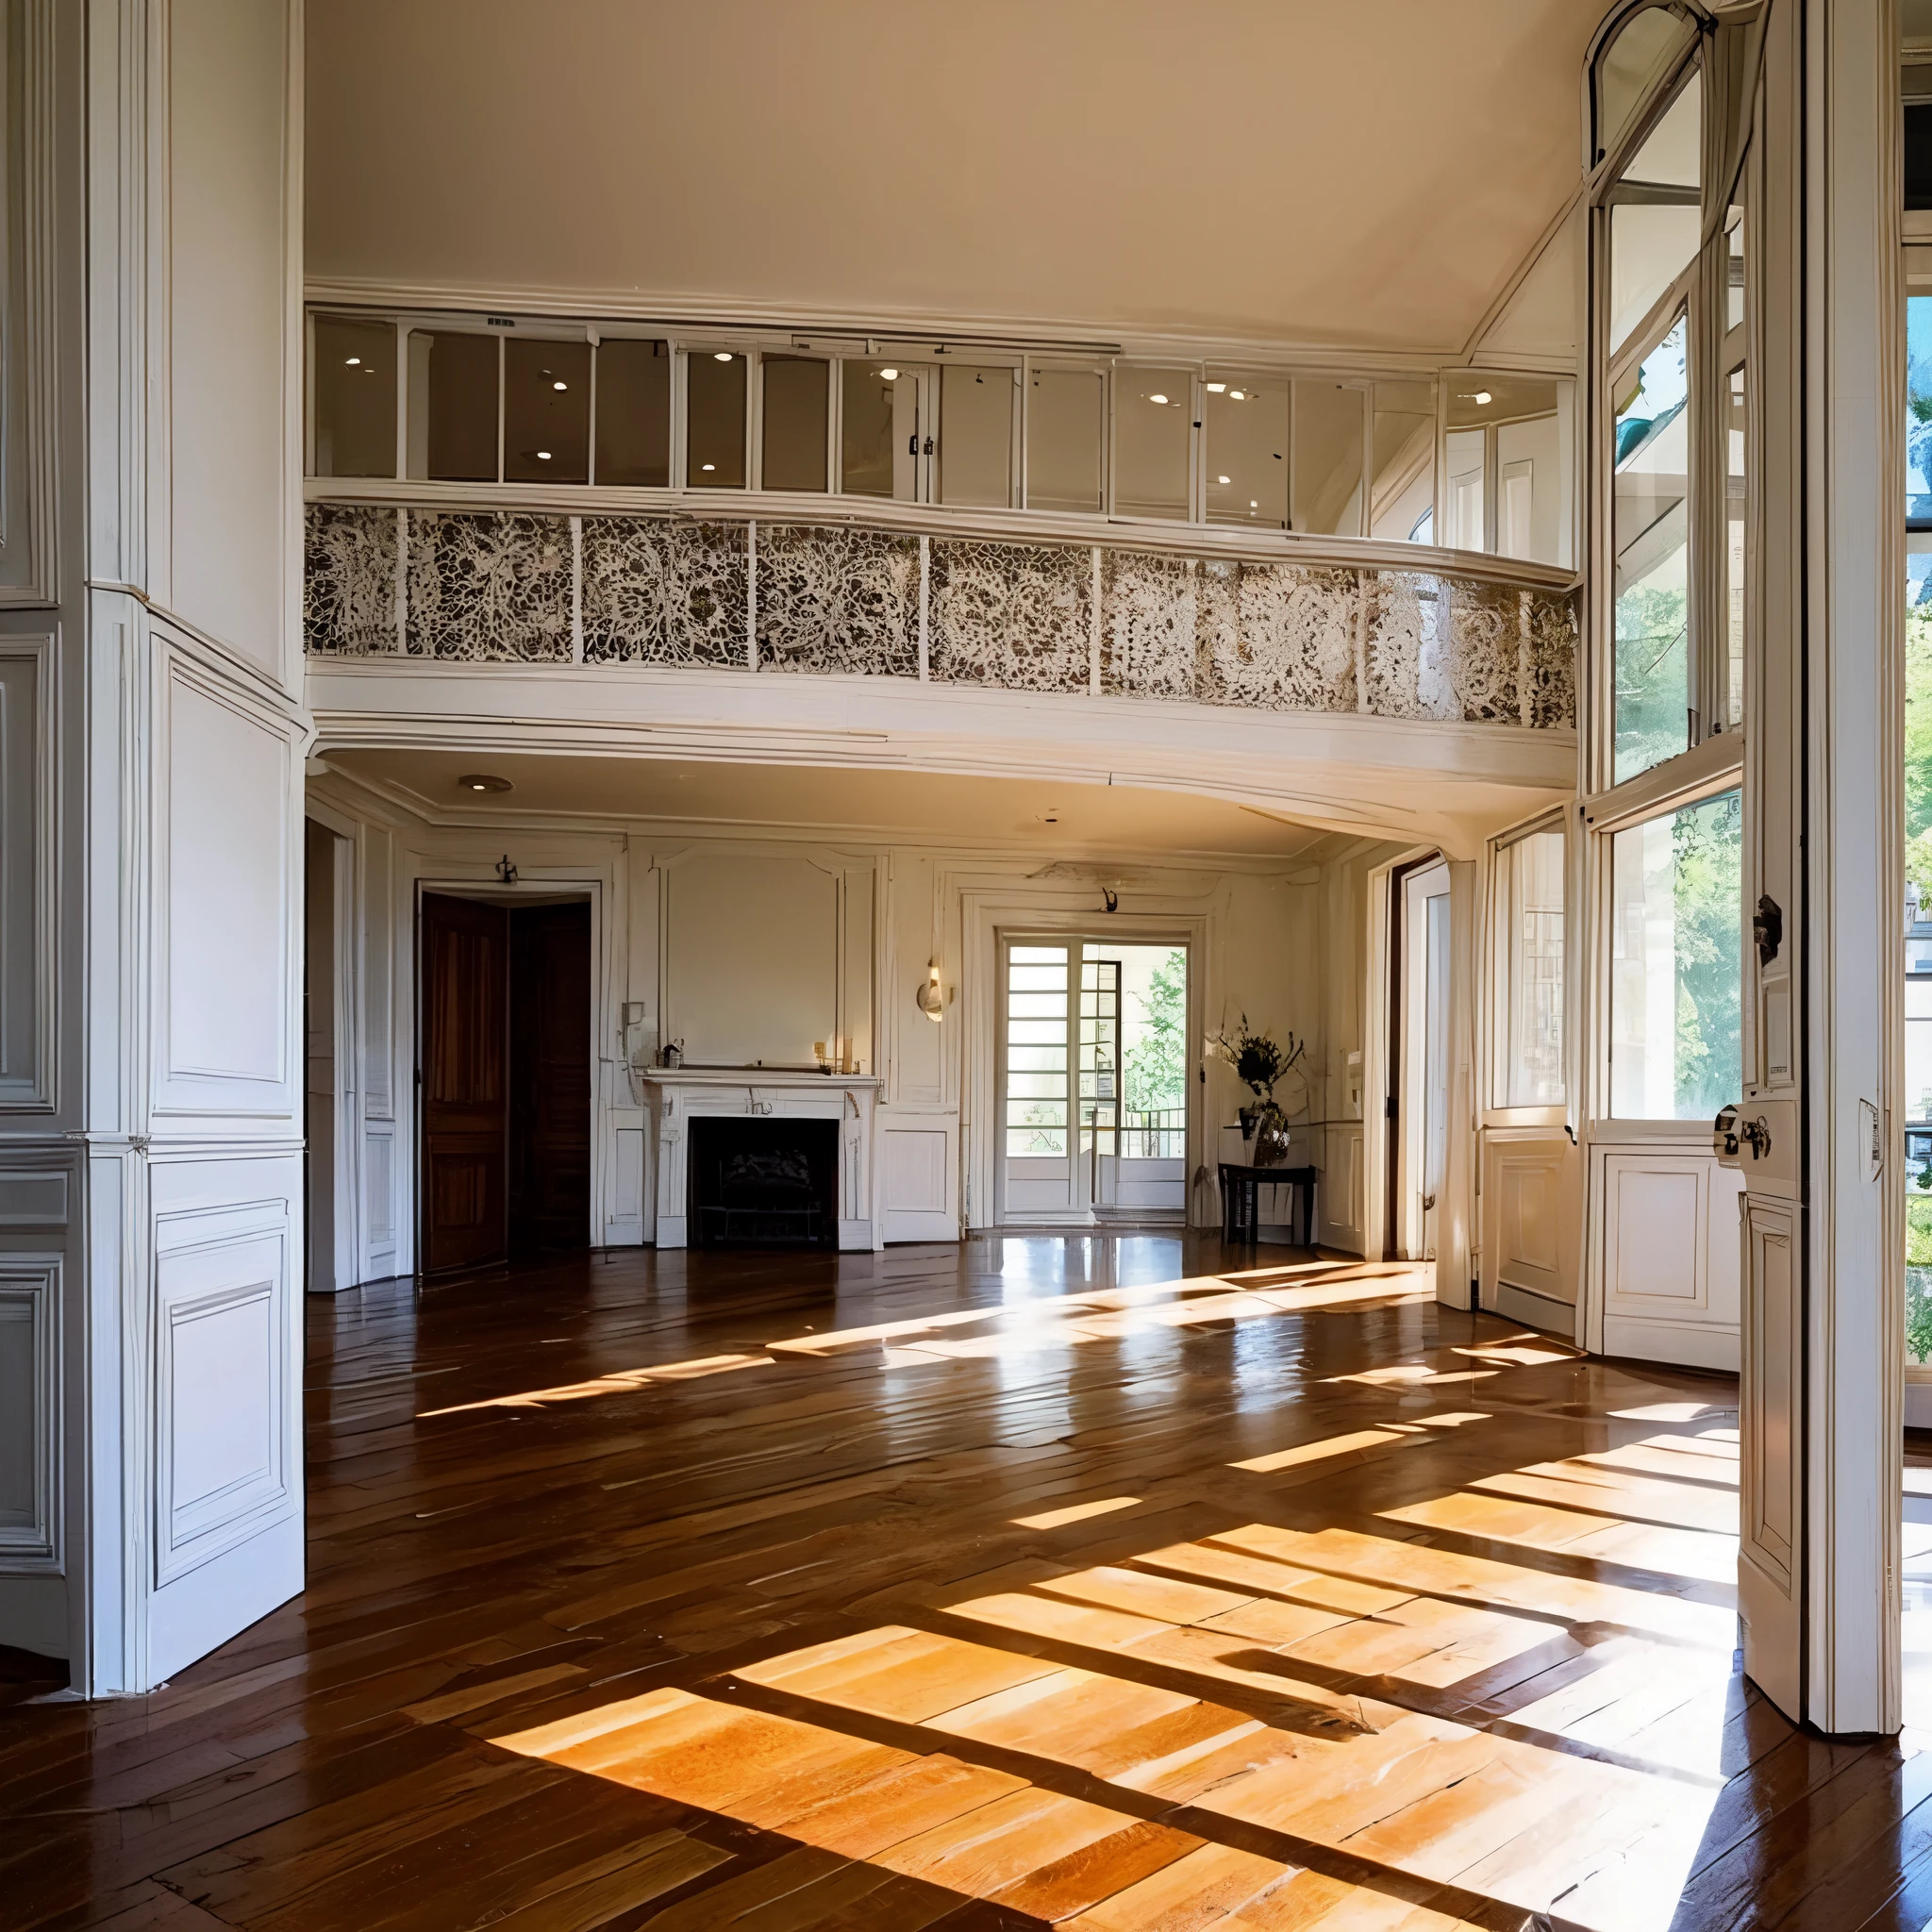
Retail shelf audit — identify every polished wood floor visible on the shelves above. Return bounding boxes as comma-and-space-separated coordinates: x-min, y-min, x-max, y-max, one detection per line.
3, 1234, 1930, 1929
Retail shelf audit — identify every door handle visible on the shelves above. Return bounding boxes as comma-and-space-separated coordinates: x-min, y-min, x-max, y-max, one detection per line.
1713, 1105, 1740, 1164
1740, 1116, 1772, 1159
923, 435, 935, 456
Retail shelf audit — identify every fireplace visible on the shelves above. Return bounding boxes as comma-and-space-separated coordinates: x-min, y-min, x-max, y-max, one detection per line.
688, 1116, 839, 1249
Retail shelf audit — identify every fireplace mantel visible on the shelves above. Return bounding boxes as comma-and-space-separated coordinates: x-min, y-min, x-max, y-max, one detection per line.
635, 1067, 883, 1251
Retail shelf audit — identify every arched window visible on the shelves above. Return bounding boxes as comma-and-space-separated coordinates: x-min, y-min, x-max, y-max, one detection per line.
1590, 2, 1701, 167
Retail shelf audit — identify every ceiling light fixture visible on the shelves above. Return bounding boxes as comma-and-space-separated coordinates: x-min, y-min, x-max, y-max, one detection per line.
701, 462, 715, 471
713, 351, 733, 362
1217, 475, 1231, 485
1149, 392, 1168, 406
536, 450, 551, 460
457, 773, 513, 794
1474, 390, 1492, 405
1229, 390, 1246, 401
1206, 382, 1226, 393
878, 367, 899, 380
344, 357, 360, 366
553, 380, 567, 391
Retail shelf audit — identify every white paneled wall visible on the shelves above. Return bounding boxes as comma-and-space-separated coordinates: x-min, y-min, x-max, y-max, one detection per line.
0, 2, 307, 1692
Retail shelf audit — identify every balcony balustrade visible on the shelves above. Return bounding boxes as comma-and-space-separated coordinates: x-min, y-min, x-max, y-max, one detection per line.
304, 501, 1576, 729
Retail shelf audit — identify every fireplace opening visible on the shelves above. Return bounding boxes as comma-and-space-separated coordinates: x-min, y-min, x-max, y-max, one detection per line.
688, 1116, 839, 1250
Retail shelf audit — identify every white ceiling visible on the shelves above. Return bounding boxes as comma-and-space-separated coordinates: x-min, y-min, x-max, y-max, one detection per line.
323, 748, 1354, 864
305, 0, 1600, 356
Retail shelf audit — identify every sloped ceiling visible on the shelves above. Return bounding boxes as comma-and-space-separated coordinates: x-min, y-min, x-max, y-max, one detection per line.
305, 0, 1600, 355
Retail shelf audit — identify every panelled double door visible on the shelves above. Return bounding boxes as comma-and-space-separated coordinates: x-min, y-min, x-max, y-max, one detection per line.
999, 937, 1188, 1224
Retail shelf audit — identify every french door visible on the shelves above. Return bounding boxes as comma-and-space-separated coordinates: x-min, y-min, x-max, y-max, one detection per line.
999, 938, 1187, 1224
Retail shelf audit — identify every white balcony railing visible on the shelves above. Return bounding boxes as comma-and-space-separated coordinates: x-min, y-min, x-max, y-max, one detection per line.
304, 502, 1576, 728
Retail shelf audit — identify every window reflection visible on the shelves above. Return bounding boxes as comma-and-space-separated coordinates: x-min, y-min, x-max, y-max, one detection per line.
1608, 790, 1741, 1121
1607, 72, 1702, 355
1595, 3, 1697, 163
841, 361, 900, 499
594, 340, 670, 488
1443, 377, 1564, 563
1493, 828, 1567, 1109
312, 315, 396, 478
1614, 317, 1691, 782
1113, 369, 1191, 521
504, 339, 589, 485
1206, 375, 1287, 528
939, 365, 1013, 508
1291, 383, 1364, 536
760, 356, 828, 492
1025, 367, 1105, 513
1726, 367, 1746, 726
406, 329, 497, 482
688, 351, 746, 488
1370, 381, 1436, 543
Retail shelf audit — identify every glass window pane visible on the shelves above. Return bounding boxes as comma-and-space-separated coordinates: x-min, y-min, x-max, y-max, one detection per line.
1608, 790, 1741, 1120
1910, 297, 1932, 533
940, 365, 1012, 507
841, 361, 902, 498
312, 315, 395, 478
1291, 382, 1364, 536
1443, 426, 1485, 551
1614, 316, 1691, 781
1025, 366, 1104, 513
1726, 365, 1746, 727
761, 356, 828, 491
1725, 203, 1745, 334
407, 329, 497, 482
594, 339, 670, 487
688, 351, 746, 488
1622, 67, 1701, 189
1205, 375, 1287, 527
1442, 376, 1563, 563
1113, 368, 1191, 520
1370, 380, 1435, 542
503, 339, 588, 484
1493, 828, 1567, 1108
1596, 4, 1697, 162
1609, 73, 1701, 353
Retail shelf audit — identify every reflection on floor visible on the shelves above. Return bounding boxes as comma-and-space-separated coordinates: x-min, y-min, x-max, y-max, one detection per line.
0, 1235, 1920, 1929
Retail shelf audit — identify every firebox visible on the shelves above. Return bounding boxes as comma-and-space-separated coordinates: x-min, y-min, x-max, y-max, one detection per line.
687, 1116, 840, 1250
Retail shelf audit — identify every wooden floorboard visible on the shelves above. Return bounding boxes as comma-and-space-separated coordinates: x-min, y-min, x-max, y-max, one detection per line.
0, 1235, 1919, 1928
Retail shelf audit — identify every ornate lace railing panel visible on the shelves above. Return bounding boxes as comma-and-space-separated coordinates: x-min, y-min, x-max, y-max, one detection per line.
303, 504, 1575, 727
758, 525, 917, 676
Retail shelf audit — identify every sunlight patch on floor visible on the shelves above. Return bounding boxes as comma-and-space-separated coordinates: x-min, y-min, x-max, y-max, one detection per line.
415, 1258, 1437, 1417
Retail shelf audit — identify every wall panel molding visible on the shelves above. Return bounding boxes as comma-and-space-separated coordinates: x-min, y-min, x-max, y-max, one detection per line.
0, 1253, 58, 1568
0, 633, 55, 1108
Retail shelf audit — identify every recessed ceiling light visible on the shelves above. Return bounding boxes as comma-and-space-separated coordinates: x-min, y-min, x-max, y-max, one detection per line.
713, 351, 733, 362
344, 357, 360, 366
701, 462, 715, 471
1249, 500, 1258, 508
536, 450, 551, 460
553, 380, 567, 391
457, 773, 513, 793
1149, 392, 1168, 406
878, 367, 899, 380
1217, 475, 1231, 485
1229, 389, 1246, 401
1474, 390, 1492, 405
1206, 382, 1226, 393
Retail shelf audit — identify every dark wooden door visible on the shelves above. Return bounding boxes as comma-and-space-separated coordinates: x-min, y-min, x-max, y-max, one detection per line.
509, 902, 591, 1252
421, 892, 508, 1273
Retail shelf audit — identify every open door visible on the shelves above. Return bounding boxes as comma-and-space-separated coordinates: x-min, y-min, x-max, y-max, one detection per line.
421, 892, 508, 1273
1395, 861, 1452, 1260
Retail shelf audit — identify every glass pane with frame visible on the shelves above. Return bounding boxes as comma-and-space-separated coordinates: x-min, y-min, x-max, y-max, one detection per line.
1371, 380, 1436, 542
594, 339, 670, 487
1613, 315, 1691, 782
841, 360, 900, 498
1291, 382, 1364, 536
761, 356, 829, 491
939, 365, 1013, 507
1025, 366, 1105, 513
1113, 368, 1191, 521
407, 329, 498, 482
1595, 4, 1697, 163
1492, 828, 1567, 1108
1608, 789, 1741, 1121
504, 339, 589, 484
1006, 945, 1069, 1156
1726, 364, 1746, 727
1206, 375, 1288, 528
1607, 69, 1702, 356
312, 315, 396, 478
688, 352, 747, 488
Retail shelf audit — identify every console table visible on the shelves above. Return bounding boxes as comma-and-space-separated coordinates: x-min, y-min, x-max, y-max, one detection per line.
1219, 1162, 1318, 1247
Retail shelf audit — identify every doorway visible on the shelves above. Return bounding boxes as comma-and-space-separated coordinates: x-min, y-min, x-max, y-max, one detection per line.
998, 937, 1189, 1224
420, 891, 592, 1273
1393, 859, 1452, 1261
303, 819, 353, 1292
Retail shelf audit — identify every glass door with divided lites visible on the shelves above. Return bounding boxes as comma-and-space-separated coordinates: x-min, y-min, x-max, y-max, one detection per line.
999, 939, 1188, 1224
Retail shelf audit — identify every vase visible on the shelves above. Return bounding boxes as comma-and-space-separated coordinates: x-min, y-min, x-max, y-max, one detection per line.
1252, 1104, 1291, 1168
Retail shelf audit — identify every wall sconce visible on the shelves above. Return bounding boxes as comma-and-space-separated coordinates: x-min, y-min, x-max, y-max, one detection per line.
916, 960, 944, 1023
